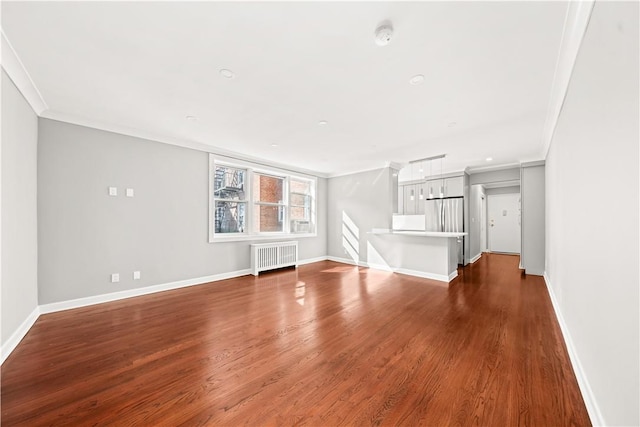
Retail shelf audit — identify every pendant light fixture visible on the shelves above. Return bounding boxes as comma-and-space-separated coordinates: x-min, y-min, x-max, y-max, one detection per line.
428, 160, 434, 199
408, 154, 446, 200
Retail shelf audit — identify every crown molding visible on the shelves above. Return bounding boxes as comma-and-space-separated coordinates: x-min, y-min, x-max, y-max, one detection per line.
465, 162, 521, 174
521, 160, 545, 168
1, 30, 48, 115
541, 1, 595, 159
40, 110, 330, 179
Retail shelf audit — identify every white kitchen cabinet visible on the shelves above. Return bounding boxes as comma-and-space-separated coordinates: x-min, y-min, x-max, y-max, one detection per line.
404, 184, 417, 214
424, 176, 463, 198
444, 176, 464, 197
401, 183, 426, 214
425, 179, 441, 199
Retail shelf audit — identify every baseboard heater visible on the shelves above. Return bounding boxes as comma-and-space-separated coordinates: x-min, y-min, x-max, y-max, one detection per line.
251, 241, 298, 276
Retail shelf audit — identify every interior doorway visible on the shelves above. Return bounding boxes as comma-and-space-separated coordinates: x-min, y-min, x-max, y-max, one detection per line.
487, 193, 521, 254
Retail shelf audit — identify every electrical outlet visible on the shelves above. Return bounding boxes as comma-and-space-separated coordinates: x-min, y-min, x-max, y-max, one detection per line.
111, 273, 120, 283
133, 271, 141, 280
108, 187, 118, 196
126, 188, 134, 197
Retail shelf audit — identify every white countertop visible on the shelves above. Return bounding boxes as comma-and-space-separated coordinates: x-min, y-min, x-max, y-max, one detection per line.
370, 229, 467, 238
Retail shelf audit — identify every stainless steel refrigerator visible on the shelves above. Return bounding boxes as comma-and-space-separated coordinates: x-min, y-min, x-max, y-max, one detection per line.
425, 197, 464, 265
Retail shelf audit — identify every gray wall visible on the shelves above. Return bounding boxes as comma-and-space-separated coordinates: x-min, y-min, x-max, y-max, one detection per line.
327, 168, 395, 264
38, 119, 327, 304
520, 166, 544, 275
545, 2, 638, 425
1, 71, 39, 347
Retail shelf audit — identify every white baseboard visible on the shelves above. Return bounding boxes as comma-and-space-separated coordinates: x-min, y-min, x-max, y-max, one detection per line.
1, 306, 41, 365
394, 267, 452, 283
327, 255, 362, 267
39, 269, 252, 315
543, 273, 603, 426
298, 256, 329, 266
470, 253, 482, 263
327, 256, 452, 283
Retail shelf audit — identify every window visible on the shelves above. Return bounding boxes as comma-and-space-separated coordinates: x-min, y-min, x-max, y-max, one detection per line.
209, 155, 316, 241
289, 178, 313, 234
212, 165, 247, 234
253, 173, 286, 233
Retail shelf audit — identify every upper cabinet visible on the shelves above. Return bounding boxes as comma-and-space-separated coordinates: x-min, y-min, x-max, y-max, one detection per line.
424, 176, 464, 198
444, 176, 464, 198
397, 175, 464, 214
401, 183, 426, 214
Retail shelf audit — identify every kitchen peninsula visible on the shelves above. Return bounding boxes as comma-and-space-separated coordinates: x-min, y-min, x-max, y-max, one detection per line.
368, 228, 466, 283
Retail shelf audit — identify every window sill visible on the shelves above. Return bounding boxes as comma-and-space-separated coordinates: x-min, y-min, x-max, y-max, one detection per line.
209, 233, 317, 243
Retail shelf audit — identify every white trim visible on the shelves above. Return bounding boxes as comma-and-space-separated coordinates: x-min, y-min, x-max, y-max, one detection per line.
40, 113, 329, 178
1, 306, 40, 365
541, 0, 595, 158
298, 256, 329, 266
327, 165, 393, 179
39, 269, 251, 314
470, 253, 482, 263
385, 161, 403, 171
1, 30, 48, 115
465, 163, 521, 175
543, 272, 603, 427
327, 256, 454, 283
327, 255, 362, 267
521, 160, 545, 168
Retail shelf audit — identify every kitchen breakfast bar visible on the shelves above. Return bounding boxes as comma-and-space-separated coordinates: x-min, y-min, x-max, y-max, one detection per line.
367, 229, 467, 283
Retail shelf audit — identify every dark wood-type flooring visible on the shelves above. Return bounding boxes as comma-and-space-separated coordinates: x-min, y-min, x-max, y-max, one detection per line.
1, 254, 590, 426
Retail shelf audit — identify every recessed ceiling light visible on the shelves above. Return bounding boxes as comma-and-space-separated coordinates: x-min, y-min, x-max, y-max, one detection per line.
219, 69, 235, 79
186, 115, 198, 121
409, 74, 425, 85
448, 122, 457, 127
318, 120, 328, 126
271, 143, 279, 147
486, 157, 493, 162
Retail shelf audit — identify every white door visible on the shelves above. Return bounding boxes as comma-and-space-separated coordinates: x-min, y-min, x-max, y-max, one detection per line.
487, 193, 521, 254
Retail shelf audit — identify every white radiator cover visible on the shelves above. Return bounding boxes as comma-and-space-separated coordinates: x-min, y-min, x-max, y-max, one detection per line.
250, 241, 298, 276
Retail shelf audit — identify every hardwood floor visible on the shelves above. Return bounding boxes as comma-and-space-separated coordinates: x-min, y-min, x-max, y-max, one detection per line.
1, 254, 590, 426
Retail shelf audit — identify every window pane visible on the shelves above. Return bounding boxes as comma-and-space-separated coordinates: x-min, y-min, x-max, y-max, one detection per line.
254, 204, 284, 232
214, 201, 246, 233
290, 179, 310, 195
254, 174, 283, 203
290, 193, 309, 207
214, 166, 246, 200
290, 206, 308, 221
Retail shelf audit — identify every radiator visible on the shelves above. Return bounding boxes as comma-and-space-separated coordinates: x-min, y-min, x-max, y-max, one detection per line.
250, 241, 298, 276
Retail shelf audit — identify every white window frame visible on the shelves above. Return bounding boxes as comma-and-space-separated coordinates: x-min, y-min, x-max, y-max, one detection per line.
289, 177, 314, 234
209, 158, 249, 241
208, 155, 317, 242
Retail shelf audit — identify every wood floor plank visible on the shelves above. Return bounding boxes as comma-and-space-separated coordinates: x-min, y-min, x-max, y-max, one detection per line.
1, 254, 591, 426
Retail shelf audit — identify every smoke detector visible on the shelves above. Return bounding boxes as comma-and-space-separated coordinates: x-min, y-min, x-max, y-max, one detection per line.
374, 22, 394, 46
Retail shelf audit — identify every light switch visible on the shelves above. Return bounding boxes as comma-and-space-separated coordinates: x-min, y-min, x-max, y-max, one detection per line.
111, 273, 120, 283
126, 188, 134, 197
133, 271, 141, 280
108, 187, 118, 196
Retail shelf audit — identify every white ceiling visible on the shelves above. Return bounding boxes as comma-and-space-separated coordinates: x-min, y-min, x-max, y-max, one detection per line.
2, 1, 569, 176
